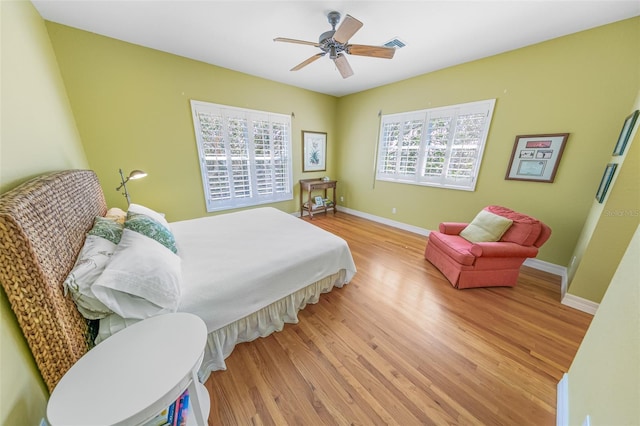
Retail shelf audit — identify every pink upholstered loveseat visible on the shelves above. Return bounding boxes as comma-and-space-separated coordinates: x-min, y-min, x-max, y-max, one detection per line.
424, 205, 551, 289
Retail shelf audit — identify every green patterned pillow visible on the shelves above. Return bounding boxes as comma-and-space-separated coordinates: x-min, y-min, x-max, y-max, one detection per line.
125, 212, 177, 253
88, 216, 124, 244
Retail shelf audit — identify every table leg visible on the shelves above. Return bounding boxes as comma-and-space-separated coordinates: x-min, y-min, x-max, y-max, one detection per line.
188, 371, 207, 426
324, 188, 328, 216
332, 186, 337, 215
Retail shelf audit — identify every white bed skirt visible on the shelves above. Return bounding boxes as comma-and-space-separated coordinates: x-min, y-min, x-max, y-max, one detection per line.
96, 270, 348, 382
198, 269, 347, 382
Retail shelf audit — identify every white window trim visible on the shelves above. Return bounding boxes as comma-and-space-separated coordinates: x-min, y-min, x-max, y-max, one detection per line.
376, 99, 496, 191
190, 100, 293, 212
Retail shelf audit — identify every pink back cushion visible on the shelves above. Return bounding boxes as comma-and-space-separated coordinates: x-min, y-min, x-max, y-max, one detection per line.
484, 205, 544, 246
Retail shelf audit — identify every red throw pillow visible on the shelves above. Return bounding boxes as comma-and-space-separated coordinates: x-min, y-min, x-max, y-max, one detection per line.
485, 206, 541, 246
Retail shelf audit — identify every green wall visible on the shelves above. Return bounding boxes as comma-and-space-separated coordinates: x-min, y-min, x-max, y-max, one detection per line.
45, 22, 339, 222
334, 17, 640, 268
568, 95, 640, 302
566, 224, 640, 425
0, 3, 87, 192
0, 1, 89, 424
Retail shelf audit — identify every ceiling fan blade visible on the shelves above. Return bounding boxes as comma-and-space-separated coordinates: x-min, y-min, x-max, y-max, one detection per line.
273, 37, 320, 47
333, 14, 363, 44
334, 54, 354, 79
347, 44, 396, 59
291, 53, 325, 71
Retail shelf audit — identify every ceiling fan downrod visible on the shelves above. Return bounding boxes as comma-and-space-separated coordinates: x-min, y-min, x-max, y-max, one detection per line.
327, 11, 341, 29
320, 11, 344, 59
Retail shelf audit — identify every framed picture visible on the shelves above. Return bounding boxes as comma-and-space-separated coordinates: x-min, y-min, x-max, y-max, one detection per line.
505, 133, 569, 182
612, 110, 639, 156
595, 163, 618, 203
314, 196, 324, 206
302, 131, 327, 172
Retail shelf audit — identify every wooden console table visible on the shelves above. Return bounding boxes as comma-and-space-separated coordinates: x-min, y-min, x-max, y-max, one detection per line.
299, 179, 337, 219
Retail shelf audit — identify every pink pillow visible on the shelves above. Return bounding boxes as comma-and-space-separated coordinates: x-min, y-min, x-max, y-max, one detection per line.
485, 206, 542, 246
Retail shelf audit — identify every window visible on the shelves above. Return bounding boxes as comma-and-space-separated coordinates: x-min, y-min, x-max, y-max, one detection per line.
376, 99, 496, 191
190, 100, 292, 212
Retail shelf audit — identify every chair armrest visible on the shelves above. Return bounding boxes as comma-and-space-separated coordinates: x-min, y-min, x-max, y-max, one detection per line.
470, 242, 539, 258
438, 222, 468, 235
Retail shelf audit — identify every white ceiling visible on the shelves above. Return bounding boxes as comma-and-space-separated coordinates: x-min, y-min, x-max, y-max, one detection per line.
32, 1, 640, 97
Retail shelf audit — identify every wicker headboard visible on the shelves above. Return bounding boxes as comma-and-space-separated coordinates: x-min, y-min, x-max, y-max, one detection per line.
0, 170, 107, 391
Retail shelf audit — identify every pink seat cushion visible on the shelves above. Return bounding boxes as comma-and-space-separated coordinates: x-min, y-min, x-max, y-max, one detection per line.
485, 205, 542, 246
428, 232, 475, 266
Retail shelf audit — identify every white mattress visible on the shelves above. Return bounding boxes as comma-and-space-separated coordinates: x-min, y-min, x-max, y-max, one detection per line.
171, 207, 357, 332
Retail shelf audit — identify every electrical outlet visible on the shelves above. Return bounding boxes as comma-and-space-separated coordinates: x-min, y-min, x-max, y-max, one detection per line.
340, 196, 344, 202
392, 207, 397, 214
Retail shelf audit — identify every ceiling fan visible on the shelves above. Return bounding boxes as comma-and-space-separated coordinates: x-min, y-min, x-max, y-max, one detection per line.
273, 11, 396, 79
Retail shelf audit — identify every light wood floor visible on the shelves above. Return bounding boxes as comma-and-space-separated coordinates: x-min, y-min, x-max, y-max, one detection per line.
205, 212, 592, 425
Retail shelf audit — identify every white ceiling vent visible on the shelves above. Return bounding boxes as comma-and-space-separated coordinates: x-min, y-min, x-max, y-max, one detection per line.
383, 37, 406, 49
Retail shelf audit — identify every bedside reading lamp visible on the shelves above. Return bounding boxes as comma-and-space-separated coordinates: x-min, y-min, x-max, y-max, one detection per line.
116, 168, 147, 205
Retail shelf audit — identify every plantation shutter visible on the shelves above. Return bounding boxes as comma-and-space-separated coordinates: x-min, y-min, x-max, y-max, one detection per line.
376, 99, 495, 191
191, 100, 292, 212
377, 112, 425, 179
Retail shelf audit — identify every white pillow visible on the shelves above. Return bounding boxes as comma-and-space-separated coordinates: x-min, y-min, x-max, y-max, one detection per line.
128, 203, 170, 229
92, 229, 182, 319
95, 313, 140, 345
63, 235, 115, 320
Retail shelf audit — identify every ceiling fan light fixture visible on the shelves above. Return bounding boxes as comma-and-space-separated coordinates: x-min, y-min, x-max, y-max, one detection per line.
329, 45, 337, 59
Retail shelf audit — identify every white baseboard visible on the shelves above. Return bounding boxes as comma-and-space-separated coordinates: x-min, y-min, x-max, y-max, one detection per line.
522, 258, 566, 276
561, 293, 599, 315
337, 206, 431, 236
523, 258, 569, 298
317, 207, 599, 315
556, 373, 569, 426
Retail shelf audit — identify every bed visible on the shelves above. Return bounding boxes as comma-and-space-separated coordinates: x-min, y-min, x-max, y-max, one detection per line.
0, 170, 356, 391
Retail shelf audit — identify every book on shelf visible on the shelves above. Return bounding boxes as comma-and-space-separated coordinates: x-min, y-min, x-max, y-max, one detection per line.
175, 389, 190, 426
303, 202, 323, 211
142, 388, 189, 426
303, 199, 334, 211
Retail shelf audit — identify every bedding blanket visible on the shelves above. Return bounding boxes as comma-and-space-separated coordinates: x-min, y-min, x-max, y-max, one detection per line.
172, 207, 357, 332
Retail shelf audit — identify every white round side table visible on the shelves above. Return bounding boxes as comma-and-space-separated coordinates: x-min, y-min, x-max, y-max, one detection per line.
47, 312, 210, 426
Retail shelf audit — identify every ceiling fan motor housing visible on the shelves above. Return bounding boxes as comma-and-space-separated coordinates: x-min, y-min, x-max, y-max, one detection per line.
319, 30, 346, 59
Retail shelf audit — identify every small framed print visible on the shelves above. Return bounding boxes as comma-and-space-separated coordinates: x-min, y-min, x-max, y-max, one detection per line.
612, 110, 639, 156
314, 196, 324, 206
302, 131, 327, 172
595, 163, 618, 203
505, 133, 569, 183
